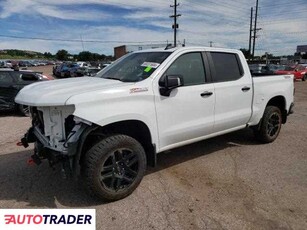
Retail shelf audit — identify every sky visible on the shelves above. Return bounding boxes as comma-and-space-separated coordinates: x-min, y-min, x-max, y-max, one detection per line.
0, 0, 306, 56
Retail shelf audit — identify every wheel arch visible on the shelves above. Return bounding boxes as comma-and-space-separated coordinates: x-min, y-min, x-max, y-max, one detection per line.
266, 95, 287, 123
73, 119, 156, 176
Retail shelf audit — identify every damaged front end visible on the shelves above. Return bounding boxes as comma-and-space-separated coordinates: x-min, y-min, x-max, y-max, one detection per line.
20, 105, 90, 178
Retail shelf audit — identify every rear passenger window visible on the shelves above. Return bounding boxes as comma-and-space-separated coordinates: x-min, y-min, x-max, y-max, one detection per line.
210, 52, 243, 82
164, 52, 206, 86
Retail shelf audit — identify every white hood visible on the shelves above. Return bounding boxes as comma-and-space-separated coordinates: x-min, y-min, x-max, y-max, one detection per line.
15, 77, 132, 106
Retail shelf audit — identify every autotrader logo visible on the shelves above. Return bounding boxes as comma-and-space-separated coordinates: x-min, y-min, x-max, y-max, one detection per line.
0, 209, 96, 230
5, 214, 92, 224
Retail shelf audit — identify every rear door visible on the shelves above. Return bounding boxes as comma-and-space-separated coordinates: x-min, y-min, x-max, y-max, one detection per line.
207, 52, 253, 132
0, 72, 18, 109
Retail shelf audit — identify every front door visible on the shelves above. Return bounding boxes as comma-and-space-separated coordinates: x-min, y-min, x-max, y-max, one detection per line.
154, 52, 215, 151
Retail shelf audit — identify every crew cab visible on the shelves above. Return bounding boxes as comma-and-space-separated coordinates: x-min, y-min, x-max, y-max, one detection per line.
15, 47, 294, 201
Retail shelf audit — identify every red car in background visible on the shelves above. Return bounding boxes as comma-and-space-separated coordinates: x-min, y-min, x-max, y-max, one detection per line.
275, 64, 307, 81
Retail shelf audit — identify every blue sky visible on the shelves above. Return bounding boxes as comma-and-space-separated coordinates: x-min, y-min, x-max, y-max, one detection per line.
0, 0, 306, 56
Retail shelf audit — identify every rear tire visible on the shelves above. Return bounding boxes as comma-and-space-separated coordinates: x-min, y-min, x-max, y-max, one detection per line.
302, 74, 307, 81
253, 106, 282, 143
84, 134, 146, 201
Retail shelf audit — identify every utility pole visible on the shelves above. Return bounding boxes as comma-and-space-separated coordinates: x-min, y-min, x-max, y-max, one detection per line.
80, 35, 85, 51
248, 7, 253, 59
252, 0, 261, 60
209, 41, 213, 47
170, 0, 181, 47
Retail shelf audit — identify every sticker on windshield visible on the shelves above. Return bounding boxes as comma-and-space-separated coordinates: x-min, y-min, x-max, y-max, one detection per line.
144, 66, 152, 72
141, 62, 160, 68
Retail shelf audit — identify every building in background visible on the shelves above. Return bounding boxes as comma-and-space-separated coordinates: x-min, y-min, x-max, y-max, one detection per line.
114, 44, 167, 59
297, 45, 307, 54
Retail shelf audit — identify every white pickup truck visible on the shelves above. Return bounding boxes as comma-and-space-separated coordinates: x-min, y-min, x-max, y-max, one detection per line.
15, 47, 294, 201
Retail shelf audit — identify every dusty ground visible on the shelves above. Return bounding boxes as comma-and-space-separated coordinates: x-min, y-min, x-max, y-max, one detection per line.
28, 65, 54, 78
0, 69, 306, 229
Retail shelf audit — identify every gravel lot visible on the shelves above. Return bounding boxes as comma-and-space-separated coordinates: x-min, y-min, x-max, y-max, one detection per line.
0, 67, 306, 230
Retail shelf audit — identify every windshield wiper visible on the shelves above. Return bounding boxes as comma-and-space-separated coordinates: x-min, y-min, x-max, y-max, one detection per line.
104, 77, 122, 81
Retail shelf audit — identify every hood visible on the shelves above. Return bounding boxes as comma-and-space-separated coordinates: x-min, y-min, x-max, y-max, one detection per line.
15, 77, 131, 106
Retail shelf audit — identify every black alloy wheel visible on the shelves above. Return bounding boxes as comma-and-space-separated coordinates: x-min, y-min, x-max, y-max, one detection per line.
84, 134, 146, 201
100, 148, 139, 192
266, 112, 281, 138
253, 106, 282, 143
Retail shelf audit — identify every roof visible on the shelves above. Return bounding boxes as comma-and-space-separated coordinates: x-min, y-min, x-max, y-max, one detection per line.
132, 46, 242, 55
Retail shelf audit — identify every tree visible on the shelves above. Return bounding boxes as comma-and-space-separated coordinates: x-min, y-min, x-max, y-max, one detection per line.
44, 52, 53, 59
240, 48, 251, 59
78, 51, 93, 61
56, 49, 69, 61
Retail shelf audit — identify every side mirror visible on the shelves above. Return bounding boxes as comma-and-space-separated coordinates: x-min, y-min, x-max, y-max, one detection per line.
159, 75, 183, 96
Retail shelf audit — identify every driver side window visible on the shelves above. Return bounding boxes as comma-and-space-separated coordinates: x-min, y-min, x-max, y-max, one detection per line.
164, 52, 206, 86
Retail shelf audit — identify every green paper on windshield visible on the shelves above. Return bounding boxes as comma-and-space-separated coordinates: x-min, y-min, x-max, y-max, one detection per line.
144, 66, 152, 72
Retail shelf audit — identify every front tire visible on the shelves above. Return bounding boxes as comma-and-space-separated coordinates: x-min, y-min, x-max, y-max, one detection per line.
253, 106, 282, 143
302, 74, 307, 81
84, 134, 146, 201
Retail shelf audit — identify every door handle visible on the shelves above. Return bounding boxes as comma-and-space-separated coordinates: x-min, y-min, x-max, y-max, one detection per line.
241, 86, 251, 92
200, 91, 213, 97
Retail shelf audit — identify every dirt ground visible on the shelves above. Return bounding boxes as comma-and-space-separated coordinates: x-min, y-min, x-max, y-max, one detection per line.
0, 68, 306, 230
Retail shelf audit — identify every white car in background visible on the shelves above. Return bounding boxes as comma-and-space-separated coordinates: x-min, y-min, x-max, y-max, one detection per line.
0, 60, 13, 68
77, 61, 90, 67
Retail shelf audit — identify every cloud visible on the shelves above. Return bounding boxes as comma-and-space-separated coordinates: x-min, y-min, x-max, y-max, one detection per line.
0, 0, 306, 56
0, 0, 110, 21
0, 0, 35, 18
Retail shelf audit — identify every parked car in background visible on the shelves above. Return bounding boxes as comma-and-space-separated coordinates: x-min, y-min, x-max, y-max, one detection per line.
0, 60, 13, 68
275, 64, 307, 81
18, 60, 33, 67
47, 60, 56, 65
249, 64, 267, 74
77, 61, 91, 68
70, 67, 101, 77
53, 62, 62, 76
59, 63, 79, 78
0, 69, 53, 116
53, 62, 78, 78
249, 64, 282, 75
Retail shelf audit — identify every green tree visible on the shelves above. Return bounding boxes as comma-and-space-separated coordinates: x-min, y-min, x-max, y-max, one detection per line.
78, 51, 93, 61
44, 52, 53, 59
56, 49, 69, 61
240, 48, 251, 59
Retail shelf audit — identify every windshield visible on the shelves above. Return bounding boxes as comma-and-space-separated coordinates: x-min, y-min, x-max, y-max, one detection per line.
96, 52, 171, 82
